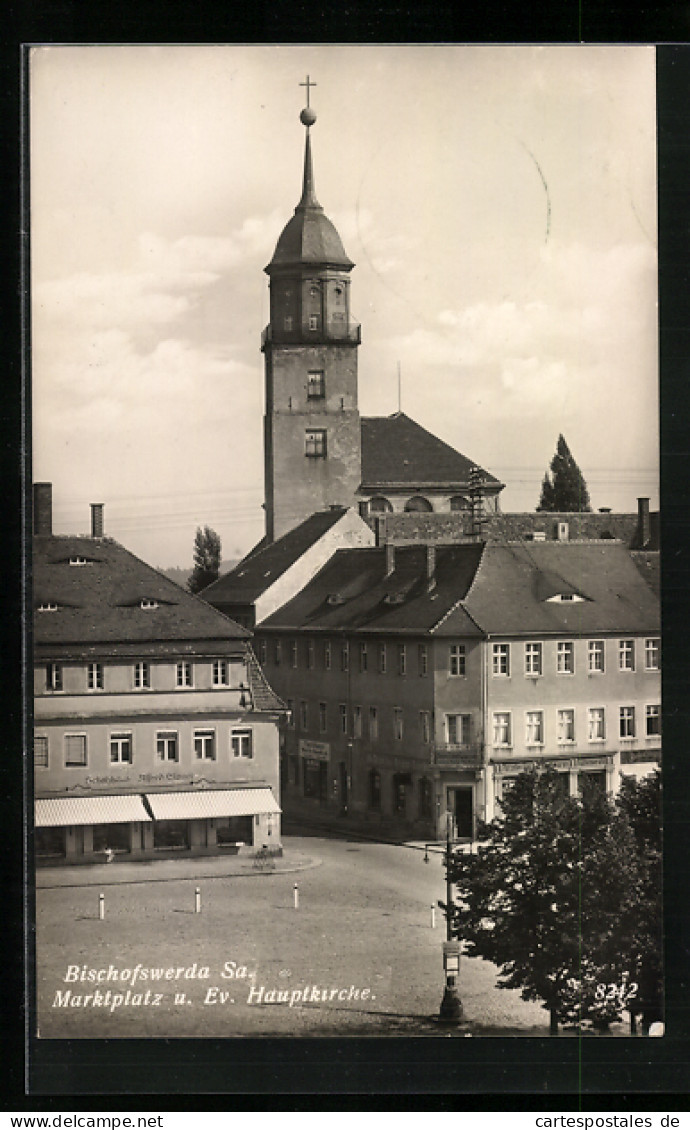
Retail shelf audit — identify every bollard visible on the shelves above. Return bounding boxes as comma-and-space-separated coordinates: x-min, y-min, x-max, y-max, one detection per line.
293, 883, 299, 910
98, 892, 105, 920
430, 904, 436, 929
195, 887, 201, 914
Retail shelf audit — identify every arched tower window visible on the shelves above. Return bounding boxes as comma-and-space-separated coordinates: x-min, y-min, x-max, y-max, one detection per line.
404, 495, 433, 513
369, 495, 393, 513
450, 495, 470, 511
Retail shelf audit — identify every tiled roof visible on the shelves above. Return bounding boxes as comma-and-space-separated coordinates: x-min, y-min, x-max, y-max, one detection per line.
245, 645, 285, 713
360, 413, 502, 490
33, 535, 250, 646
260, 541, 659, 638
201, 508, 350, 604
462, 542, 660, 636
260, 544, 485, 635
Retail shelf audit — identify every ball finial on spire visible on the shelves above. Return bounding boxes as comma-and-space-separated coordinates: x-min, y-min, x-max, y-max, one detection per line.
300, 106, 317, 127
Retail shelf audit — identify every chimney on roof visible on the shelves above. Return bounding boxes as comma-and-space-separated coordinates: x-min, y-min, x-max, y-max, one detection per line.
637, 497, 651, 547
90, 503, 104, 538
385, 542, 396, 576
33, 482, 52, 536
426, 545, 436, 591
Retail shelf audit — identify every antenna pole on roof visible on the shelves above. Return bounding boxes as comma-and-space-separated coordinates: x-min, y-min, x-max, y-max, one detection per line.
397, 361, 402, 413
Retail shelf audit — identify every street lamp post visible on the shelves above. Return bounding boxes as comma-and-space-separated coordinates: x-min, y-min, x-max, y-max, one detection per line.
425, 812, 464, 1025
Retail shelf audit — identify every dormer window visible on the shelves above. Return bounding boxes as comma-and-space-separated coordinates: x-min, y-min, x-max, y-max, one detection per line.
38, 602, 59, 612
69, 556, 89, 566
140, 599, 159, 610
545, 593, 585, 604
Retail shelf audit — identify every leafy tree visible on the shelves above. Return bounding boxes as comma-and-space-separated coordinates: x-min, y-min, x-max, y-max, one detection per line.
188, 526, 222, 594
446, 768, 647, 1034
537, 434, 592, 512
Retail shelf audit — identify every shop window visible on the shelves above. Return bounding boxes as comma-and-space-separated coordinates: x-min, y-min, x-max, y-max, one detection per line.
93, 823, 131, 854
153, 821, 190, 851
418, 777, 433, 819
34, 826, 66, 858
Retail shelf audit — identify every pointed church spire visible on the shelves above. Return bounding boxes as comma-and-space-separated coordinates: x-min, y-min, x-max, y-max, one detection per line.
298, 125, 321, 210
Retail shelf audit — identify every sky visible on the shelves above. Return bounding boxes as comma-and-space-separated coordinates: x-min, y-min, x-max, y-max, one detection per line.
30, 45, 659, 568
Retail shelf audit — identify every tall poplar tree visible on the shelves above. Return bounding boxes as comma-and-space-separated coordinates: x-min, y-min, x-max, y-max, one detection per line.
537, 434, 592, 512
188, 526, 222, 594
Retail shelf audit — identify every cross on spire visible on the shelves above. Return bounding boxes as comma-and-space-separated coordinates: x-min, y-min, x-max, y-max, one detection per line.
300, 74, 316, 108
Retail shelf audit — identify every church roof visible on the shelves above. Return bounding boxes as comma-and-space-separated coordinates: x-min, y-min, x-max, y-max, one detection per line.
360, 412, 503, 491
266, 128, 353, 272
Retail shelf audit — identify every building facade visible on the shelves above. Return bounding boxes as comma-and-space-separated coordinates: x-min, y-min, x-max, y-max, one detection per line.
253, 540, 661, 840
33, 484, 284, 865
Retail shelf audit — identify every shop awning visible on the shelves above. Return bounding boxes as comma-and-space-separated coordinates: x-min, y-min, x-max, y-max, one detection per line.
35, 795, 152, 827
144, 787, 280, 821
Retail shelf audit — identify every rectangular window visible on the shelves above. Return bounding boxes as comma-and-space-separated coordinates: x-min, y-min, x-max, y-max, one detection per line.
231, 729, 253, 758
305, 429, 327, 458
213, 659, 229, 686
353, 705, 363, 739
492, 643, 510, 676
274, 639, 282, 666
134, 661, 150, 689
34, 734, 48, 769
46, 663, 63, 692
369, 706, 379, 741
324, 640, 331, 670
524, 642, 542, 676
258, 639, 267, 666
176, 661, 193, 688
418, 644, 428, 676
493, 712, 512, 747
619, 640, 636, 672
300, 700, 308, 731
620, 706, 636, 739
449, 644, 466, 677
556, 641, 574, 674
398, 644, 407, 676
110, 732, 132, 764
557, 709, 575, 743
319, 702, 327, 733
446, 714, 471, 745
290, 640, 298, 668
645, 638, 660, 671
284, 315, 293, 331
88, 662, 104, 690
64, 733, 87, 766
588, 641, 605, 673
378, 643, 387, 674
307, 639, 315, 669
369, 770, 381, 810
307, 370, 325, 399
646, 705, 661, 737
286, 698, 295, 728
339, 704, 348, 735
525, 711, 544, 745
157, 731, 178, 761
359, 643, 368, 673
394, 707, 404, 740
420, 711, 431, 744
194, 729, 216, 760
588, 707, 606, 741
309, 315, 318, 331
341, 641, 349, 672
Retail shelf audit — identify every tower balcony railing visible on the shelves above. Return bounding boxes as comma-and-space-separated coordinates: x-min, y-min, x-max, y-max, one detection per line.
261, 324, 361, 348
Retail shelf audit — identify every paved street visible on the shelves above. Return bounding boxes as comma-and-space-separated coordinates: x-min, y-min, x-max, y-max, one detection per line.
34, 832, 609, 1038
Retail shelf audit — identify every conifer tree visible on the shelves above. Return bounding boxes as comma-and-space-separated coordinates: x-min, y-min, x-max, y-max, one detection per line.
188, 526, 222, 594
537, 434, 592, 512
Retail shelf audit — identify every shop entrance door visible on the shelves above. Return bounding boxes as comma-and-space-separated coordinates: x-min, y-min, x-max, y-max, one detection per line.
448, 787, 474, 839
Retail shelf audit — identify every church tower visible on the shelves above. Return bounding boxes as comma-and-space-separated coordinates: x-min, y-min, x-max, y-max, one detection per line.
262, 82, 362, 543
